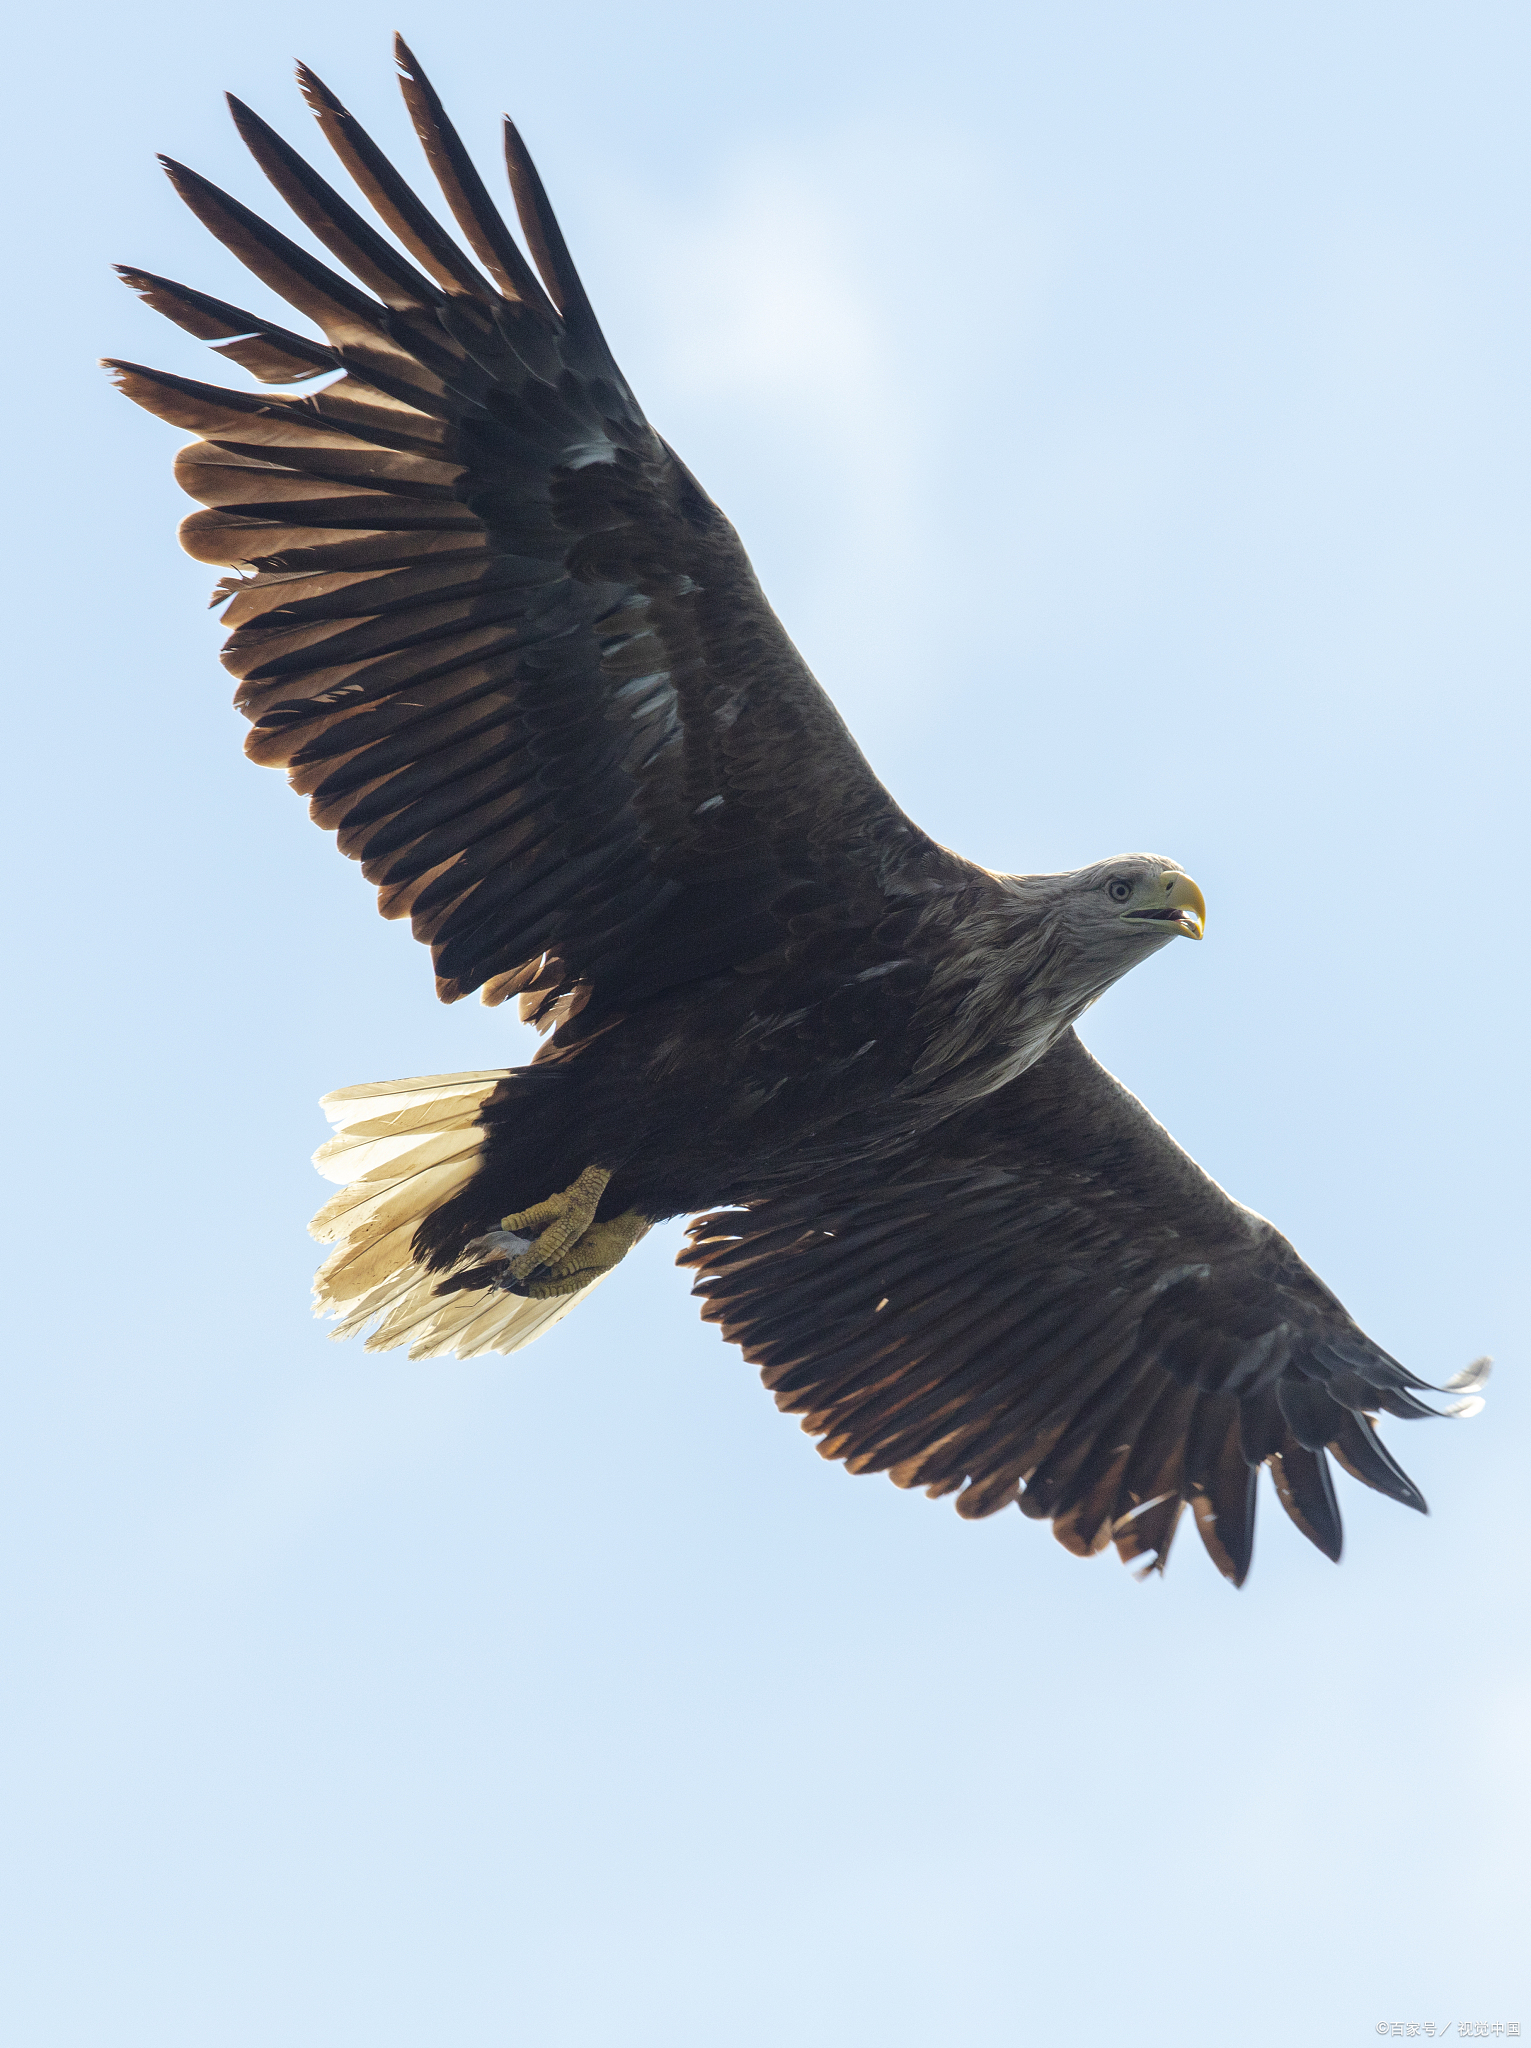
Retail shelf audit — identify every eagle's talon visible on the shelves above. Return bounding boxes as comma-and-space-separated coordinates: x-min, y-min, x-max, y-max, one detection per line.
541, 1211, 651, 1286
518, 1210, 651, 1297
499, 1164, 614, 1283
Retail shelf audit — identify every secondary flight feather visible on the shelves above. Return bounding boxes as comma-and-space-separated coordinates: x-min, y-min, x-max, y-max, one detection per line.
110, 37, 1487, 1584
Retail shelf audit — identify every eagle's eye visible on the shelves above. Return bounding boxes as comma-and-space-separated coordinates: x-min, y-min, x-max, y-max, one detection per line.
1107, 878, 1132, 904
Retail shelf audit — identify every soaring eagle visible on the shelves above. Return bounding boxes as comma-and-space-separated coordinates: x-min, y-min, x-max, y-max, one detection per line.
111, 40, 1486, 1584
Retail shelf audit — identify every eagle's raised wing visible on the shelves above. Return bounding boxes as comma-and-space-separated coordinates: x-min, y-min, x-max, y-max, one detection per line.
109, 40, 952, 1022
679, 1030, 1487, 1582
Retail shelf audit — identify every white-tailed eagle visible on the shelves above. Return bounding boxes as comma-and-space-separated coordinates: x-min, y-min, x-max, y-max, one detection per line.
110, 39, 1487, 1583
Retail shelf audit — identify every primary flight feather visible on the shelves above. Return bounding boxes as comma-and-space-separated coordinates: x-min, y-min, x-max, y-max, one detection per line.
110, 36, 1486, 1584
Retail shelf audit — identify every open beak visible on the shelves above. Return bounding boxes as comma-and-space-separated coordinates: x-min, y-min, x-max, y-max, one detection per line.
1126, 873, 1206, 941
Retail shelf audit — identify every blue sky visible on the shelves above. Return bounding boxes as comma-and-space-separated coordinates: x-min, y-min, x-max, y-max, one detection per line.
3, 2, 1526, 2042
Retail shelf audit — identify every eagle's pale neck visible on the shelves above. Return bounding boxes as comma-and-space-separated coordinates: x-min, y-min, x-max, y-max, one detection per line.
903, 873, 1160, 1107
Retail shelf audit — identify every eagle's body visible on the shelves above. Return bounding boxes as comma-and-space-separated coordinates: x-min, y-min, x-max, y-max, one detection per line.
112, 39, 1485, 1584
427, 861, 1175, 1245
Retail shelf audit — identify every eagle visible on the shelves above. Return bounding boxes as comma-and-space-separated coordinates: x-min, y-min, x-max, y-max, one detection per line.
110, 38, 1487, 1585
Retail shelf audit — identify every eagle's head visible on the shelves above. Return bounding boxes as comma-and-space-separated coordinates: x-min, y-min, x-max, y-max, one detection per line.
1055, 854, 1206, 966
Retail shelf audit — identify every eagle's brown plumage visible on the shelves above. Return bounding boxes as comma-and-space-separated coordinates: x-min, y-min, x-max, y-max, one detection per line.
111, 39, 1486, 1585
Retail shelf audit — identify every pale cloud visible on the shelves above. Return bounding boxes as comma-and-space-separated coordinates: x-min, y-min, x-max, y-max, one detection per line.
593, 125, 996, 716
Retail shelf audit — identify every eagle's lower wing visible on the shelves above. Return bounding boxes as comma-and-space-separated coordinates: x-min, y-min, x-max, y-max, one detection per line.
109, 40, 951, 1017
680, 1030, 1485, 1582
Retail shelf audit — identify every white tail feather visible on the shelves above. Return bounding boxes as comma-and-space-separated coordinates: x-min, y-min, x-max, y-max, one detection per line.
310, 1070, 602, 1360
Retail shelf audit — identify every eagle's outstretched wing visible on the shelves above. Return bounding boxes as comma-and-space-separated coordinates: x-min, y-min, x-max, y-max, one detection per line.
109, 39, 953, 1021
680, 1030, 1487, 1582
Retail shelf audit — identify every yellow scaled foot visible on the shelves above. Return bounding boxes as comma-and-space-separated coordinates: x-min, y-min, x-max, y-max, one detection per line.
500, 1165, 613, 1284
519, 1210, 653, 1298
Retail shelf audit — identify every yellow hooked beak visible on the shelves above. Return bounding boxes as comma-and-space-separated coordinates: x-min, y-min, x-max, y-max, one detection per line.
1124, 872, 1206, 941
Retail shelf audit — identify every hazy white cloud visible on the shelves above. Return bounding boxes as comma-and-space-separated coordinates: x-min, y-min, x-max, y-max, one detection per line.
592, 124, 1002, 721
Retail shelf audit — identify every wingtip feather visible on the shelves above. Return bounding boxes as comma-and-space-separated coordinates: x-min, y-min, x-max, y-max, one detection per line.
389, 35, 557, 317
1443, 1354, 1493, 1394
